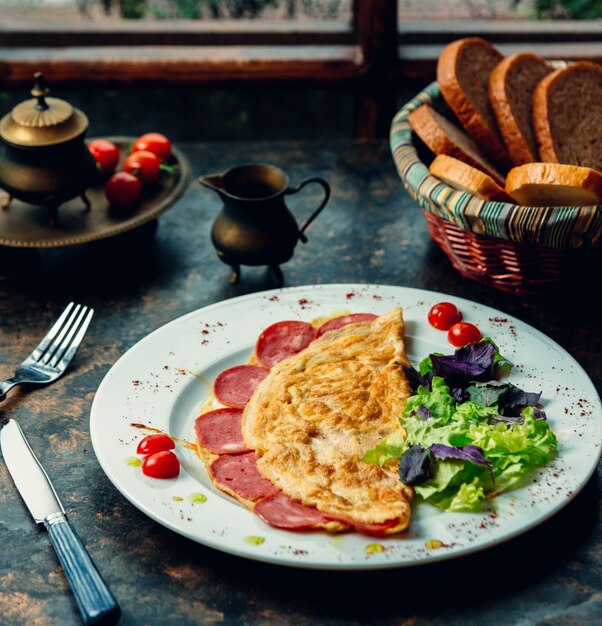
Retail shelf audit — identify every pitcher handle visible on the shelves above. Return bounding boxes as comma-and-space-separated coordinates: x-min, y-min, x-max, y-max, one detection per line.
285, 177, 331, 243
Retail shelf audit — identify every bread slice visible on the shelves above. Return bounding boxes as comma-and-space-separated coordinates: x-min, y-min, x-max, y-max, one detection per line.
429, 155, 515, 203
408, 103, 505, 186
489, 52, 552, 166
533, 61, 602, 171
437, 37, 512, 171
505, 162, 602, 206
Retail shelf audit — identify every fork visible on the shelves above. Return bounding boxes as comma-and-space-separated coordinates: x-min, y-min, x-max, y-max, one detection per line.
0, 302, 94, 402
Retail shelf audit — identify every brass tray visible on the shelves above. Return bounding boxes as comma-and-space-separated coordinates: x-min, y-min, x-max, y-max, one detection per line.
0, 136, 191, 248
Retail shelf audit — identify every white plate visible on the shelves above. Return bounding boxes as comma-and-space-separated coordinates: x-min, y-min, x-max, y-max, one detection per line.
90, 284, 602, 570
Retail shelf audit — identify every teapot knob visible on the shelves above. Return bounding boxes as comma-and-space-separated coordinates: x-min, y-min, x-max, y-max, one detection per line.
31, 72, 50, 112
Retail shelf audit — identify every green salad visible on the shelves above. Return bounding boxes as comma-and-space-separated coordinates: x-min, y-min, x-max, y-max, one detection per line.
363, 339, 558, 512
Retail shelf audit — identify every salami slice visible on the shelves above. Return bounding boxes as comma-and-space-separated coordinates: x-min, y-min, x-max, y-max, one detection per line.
255, 321, 316, 368
254, 492, 330, 530
210, 452, 278, 501
213, 365, 269, 409
194, 408, 250, 454
316, 313, 378, 338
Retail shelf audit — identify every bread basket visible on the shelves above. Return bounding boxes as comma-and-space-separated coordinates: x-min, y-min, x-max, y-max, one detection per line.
390, 81, 602, 296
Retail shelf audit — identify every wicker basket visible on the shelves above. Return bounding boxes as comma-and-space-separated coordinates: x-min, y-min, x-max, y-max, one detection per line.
390, 82, 602, 296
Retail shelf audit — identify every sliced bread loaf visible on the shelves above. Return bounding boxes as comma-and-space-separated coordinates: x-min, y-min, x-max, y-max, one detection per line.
533, 61, 602, 172
437, 37, 512, 171
429, 155, 515, 202
505, 162, 602, 206
489, 52, 552, 166
408, 103, 505, 186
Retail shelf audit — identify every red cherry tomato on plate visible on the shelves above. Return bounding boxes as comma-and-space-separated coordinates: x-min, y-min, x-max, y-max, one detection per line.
448, 322, 482, 347
427, 302, 462, 330
123, 150, 161, 185
105, 172, 141, 205
137, 434, 175, 455
132, 132, 172, 161
88, 139, 120, 172
142, 450, 180, 479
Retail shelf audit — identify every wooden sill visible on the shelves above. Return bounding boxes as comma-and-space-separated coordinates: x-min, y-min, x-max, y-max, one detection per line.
0, 18, 355, 47
398, 41, 602, 81
0, 45, 364, 84
398, 20, 602, 44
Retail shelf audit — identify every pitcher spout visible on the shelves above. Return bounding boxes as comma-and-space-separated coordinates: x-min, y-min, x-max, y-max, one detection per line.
199, 173, 225, 193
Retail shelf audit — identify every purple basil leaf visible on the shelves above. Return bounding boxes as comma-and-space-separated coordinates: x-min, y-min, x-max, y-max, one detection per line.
452, 387, 469, 403
467, 382, 511, 407
429, 443, 493, 470
499, 386, 542, 416
398, 445, 433, 486
430, 342, 496, 387
417, 405, 433, 420
533, 408, 547, 420
402, 364, 432, 394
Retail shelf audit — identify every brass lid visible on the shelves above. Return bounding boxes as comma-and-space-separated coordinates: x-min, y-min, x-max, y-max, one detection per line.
0, 73, 89, 147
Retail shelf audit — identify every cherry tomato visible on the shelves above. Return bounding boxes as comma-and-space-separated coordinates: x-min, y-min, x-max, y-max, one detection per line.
448, 322, 482, 347
137, 434, 175, 456
132, 132, 172, 161
123, 150, 161, 185
105, 172, 141, 205
88, 139, 120, 172
142, 450, 180, 479
428, 302, 463, 330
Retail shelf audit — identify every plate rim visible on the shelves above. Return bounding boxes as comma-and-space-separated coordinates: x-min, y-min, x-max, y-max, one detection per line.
90, 283, 602, 570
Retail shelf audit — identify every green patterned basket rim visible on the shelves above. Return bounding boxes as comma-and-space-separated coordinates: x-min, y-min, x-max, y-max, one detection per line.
389, 81, 602, 250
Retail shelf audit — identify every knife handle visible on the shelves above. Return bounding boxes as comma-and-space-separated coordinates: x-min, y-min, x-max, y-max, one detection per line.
45, 512, 121, 626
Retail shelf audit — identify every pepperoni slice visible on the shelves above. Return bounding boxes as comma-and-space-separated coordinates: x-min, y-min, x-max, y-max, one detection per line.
213, 365, 269, 409
316, 313, 378, 338
194, 408, 250, 455
254, 492, 331, 530
255, 321, 316, 368
210, 452, 278, 501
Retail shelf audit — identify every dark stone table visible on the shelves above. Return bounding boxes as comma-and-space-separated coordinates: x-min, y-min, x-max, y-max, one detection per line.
0, 140, 600, 626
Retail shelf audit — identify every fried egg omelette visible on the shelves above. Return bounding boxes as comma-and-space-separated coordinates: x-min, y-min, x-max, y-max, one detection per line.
242, 307, 413, 533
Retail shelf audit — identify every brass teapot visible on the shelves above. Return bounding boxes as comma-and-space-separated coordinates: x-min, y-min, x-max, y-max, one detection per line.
200, 163, 330, 284
0, 73, 97, 226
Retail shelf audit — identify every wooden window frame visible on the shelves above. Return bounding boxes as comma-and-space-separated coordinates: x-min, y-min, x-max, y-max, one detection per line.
1, 0, 601, 138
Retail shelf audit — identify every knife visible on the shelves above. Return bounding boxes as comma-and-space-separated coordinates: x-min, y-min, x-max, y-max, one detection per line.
1, 419, 121, 626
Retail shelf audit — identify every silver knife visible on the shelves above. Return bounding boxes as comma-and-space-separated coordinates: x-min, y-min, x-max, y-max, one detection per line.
1, 419, 121, 626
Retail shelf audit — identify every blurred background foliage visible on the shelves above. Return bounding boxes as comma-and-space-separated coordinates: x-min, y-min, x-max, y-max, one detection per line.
96, 0, 345, 19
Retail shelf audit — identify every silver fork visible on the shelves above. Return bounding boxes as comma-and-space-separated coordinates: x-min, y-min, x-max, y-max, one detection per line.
0, 302, 94, 402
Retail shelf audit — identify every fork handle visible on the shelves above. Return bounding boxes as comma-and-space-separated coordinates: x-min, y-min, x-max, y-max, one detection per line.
0, 377, 20, 402
45, 512, 121, 626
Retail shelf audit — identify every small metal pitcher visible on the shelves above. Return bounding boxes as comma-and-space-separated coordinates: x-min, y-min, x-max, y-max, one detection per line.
200, 163, 330, 284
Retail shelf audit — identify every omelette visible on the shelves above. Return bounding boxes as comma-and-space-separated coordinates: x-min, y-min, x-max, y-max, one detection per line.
195, 307, 413, 534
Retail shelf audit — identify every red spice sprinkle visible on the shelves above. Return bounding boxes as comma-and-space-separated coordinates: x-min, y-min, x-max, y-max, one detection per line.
132, 380, 141, 386
268, 296, 279, 301
201, 329, 209, 335
346, 292, 356, 299
298, 298, 309, 305
372, 295, 382, 300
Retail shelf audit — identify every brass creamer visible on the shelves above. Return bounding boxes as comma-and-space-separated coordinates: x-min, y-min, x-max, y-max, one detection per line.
200, 163, 330, 284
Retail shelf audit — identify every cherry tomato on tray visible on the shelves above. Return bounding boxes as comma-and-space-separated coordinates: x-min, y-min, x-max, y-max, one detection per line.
428, 302, 462, 330
88, 139, 120, 172
105, 171, 142, 205
133, 132, 172, 162
137, 434, 175, 455
123, 150, 161, 185
448, 322, 482, 347
142, 450, 180, 479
